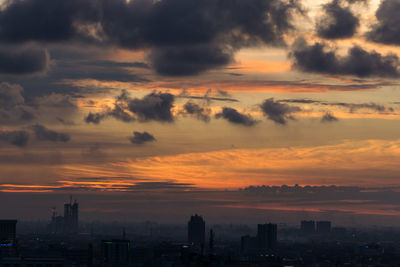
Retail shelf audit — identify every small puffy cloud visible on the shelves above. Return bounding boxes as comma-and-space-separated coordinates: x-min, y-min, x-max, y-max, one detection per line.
215, 107, 258, 127
260, 98, 301, 125
85, 112, 106, 124
180, 102, 211, 122
31, 124, 70, 142
321, 112, 339, 122
127, 92, 175, 122
85, 91, 175, 124
129, 131, 156, 145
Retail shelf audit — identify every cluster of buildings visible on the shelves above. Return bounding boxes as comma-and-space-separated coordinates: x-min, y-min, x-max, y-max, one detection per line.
48, 197, 79, 235
2, 202, 400, 266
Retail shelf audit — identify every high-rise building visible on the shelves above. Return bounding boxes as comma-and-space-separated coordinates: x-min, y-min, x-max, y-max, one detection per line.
64, 196, 79, 234
257, 223, 277, 249
301, 220, 315, 234
188, 214, 205, 246
0, 220, 17, 242
0, 220, 18, 257
316, 221, 331, 234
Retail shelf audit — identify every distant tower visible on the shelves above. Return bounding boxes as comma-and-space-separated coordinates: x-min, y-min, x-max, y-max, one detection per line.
188, 214, 205, 246
257, 223, 277, 249
209, 229, 214, 254
64, 196, 79, 234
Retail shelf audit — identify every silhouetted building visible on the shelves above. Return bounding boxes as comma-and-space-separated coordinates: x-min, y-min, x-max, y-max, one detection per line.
188, 214, 205, 246
316, 221, 331, 234
257, 223, 277, 249
0, 220, 17, 257
209, 229, 214, 254
301, 220, 315, 234
0, 220, 17, 242
101, 240, 131, 266
64, 196, 79, 234
49, 208, 64, 235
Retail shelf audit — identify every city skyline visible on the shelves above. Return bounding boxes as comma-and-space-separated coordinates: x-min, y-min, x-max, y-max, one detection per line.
0, 0, 400, 225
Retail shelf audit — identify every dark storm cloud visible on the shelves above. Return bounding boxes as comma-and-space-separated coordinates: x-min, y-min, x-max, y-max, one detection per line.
0, 130, 30, 147
321, 112, 339, 122
80, 60, 150, 69
290, 38, 400, 78
0, 0, 302, 76
101, 0, 301, 48
129, 131, 156, 145
0, 0, 98, 43
0, 45, 49, 75
49, 58, 150, 83
31, 124, 70, 142
316, 0, 359, 39
260, 98, 301, 125
150, 44, 232, 76
215, 107, 258, 127
367, 0, 400, 45
180, 102, 211, 122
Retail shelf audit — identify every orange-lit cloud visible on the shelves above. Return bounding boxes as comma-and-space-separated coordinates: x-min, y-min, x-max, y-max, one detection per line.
46, 138, 400, 190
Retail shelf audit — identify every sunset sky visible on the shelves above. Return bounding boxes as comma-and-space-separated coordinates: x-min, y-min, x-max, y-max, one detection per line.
1, 0, 400, 224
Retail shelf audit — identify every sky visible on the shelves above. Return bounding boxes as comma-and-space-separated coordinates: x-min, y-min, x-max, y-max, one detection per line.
1, 0, 400, 225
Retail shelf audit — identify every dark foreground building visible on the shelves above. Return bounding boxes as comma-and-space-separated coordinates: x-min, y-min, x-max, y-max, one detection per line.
257, 223, 277, 249
188, 214, 205, 246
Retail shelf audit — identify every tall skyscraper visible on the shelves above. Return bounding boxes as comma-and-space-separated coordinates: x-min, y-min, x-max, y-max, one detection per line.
301, 220, 315, 234
316, 221, 331, 234
188, 214, 205, 246
64, 196, 79, 234
257, 223, 277, 249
